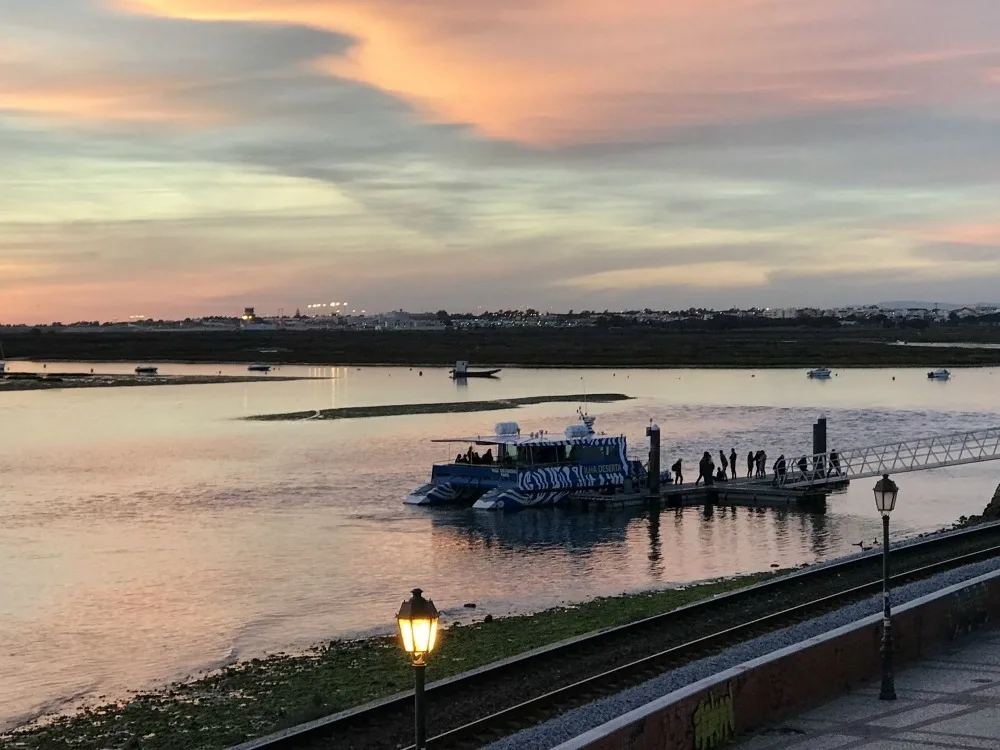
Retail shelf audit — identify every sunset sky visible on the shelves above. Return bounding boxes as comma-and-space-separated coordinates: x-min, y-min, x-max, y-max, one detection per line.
4, 0, 1000, 322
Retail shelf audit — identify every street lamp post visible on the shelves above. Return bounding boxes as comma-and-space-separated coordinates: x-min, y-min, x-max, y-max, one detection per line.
873, 473, 899, 701
396, 588, 440, 749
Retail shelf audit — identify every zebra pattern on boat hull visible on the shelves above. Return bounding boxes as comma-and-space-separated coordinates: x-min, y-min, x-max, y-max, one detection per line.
405, 482, 483, 505
473, 488, 570, 510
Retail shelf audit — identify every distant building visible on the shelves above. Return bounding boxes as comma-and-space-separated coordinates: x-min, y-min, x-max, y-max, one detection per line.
242, 307, 257, 322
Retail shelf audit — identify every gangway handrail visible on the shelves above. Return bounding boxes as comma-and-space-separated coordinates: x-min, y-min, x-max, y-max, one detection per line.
756, 425, 1000, 489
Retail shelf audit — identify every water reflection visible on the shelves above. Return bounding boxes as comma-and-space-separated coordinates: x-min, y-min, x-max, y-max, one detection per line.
4, 365, 1000, 727
430, 506, 643, 551
429, 499, 839, 578
648, 504, 662, 579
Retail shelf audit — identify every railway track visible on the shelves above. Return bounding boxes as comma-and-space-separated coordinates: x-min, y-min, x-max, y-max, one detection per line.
235, 521, 1000, 750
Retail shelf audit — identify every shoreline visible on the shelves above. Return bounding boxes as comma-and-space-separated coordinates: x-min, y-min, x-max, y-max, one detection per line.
0, 373, 318, 392
244, 392, 632, 421
6, 328, 1000, 369
10, 359, 999, 371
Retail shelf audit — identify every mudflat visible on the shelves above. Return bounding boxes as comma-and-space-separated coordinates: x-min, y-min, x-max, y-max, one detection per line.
244, 392, 631, 421
0, 373, 310, 391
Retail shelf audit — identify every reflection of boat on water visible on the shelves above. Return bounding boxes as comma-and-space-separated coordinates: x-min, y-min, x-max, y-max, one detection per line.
927, 368, 951, 380
430, 505, 644, 550
450, 360, 501, 379
405, 412, 648, 510
247, 364, 272, 372
807, 367, 832, 379
134, 366, 158, 375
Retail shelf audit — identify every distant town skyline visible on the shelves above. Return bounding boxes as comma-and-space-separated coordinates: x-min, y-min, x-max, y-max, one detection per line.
5, 300, 1000, 328
5, 1, 1000, 322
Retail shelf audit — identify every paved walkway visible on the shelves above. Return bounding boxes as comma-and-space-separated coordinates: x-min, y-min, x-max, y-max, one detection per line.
736, 629, 1000, 750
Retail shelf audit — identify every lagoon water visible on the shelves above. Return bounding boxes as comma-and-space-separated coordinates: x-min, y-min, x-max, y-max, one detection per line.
3, 362, 1000, 726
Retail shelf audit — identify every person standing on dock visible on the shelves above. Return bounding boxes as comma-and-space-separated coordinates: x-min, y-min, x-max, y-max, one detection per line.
830, 450, 841, 476
729, 448, 738, 479
747, 451, 755, 478
671, 459, 683, 484
718, 450, 728, 478
773, 455, 787, 486
696, 451, 715, 486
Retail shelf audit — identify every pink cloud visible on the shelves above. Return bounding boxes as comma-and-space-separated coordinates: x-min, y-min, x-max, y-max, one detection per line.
118, 0, 1000, 144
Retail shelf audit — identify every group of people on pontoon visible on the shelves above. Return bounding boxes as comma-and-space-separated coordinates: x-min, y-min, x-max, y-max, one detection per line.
455, 446, 495, 465
667, 448, 843, 487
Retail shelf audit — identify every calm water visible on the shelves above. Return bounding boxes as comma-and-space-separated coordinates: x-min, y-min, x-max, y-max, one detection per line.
3, 362, 1000, 726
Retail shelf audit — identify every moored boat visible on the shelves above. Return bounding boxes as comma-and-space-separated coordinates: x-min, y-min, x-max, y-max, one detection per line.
134, 366, 158, 375
450, 360, 501, 379
927, 368, 951, 380
405, 413, 647, 510
807, 367, 832, 379
248, 364, 272, 372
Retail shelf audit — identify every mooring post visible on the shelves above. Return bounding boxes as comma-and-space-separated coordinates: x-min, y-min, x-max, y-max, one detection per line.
646, 423, 661, 498
814, 416, 828, 477
813, 416, 827, 456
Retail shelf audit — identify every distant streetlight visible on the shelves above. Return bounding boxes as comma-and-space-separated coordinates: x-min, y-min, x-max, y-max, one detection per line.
396, 588, 440, 749
873, 473, 899, 701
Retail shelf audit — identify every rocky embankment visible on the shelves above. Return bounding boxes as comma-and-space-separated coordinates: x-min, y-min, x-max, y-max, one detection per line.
957, 483, 1000, 526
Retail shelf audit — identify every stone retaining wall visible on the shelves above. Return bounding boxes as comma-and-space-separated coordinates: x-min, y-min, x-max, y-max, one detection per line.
555, 569, 1000, 750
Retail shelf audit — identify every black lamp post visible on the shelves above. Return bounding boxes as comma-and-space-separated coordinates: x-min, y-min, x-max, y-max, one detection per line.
873, 473, 899, 701
396, 588, 440, 749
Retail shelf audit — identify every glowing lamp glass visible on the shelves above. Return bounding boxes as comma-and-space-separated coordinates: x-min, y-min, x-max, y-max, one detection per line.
873, 474, 899, 515
396, 588, 440, 663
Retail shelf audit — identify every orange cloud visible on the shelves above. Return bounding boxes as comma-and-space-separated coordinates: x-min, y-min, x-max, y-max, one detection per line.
117, 0, 1000, 144
0, 86, 223, 125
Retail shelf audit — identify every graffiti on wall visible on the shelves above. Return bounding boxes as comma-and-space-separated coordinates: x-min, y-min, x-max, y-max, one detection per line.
692, 687, 735, 749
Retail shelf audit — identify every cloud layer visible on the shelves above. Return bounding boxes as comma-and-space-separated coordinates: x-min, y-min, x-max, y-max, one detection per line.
3, 0, 1000, 321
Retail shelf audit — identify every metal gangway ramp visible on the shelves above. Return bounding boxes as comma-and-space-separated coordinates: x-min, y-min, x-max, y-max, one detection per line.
767, 426, 1000, 490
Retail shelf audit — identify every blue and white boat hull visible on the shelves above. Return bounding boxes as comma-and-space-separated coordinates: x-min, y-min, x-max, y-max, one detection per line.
472, 489, 570, 510
405, 483, 472, 505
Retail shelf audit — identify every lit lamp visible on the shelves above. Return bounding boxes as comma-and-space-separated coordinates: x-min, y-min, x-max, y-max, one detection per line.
873, 473, 899, 701
397, 588, 440, 749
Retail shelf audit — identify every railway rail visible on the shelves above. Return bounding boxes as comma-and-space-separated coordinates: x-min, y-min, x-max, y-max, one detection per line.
234, 521, 1000, 750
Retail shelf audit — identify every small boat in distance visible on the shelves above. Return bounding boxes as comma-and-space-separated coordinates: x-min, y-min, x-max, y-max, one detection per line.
134, 366, 158, 375
450, 360, 501, 379
927, 368, 951, 380
807, 367, 832, 379
247, 364, 272, 372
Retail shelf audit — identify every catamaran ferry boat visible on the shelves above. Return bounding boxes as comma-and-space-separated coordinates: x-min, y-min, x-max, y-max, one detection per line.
405, 412, 647, 510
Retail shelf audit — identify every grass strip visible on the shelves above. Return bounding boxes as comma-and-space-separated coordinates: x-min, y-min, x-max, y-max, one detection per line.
1, 571, 780, 750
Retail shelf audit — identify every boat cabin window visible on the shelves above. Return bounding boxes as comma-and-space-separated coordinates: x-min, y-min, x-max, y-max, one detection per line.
450, 442, 617, 467
568, 444, 617, 463
528, 445, 566, 465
